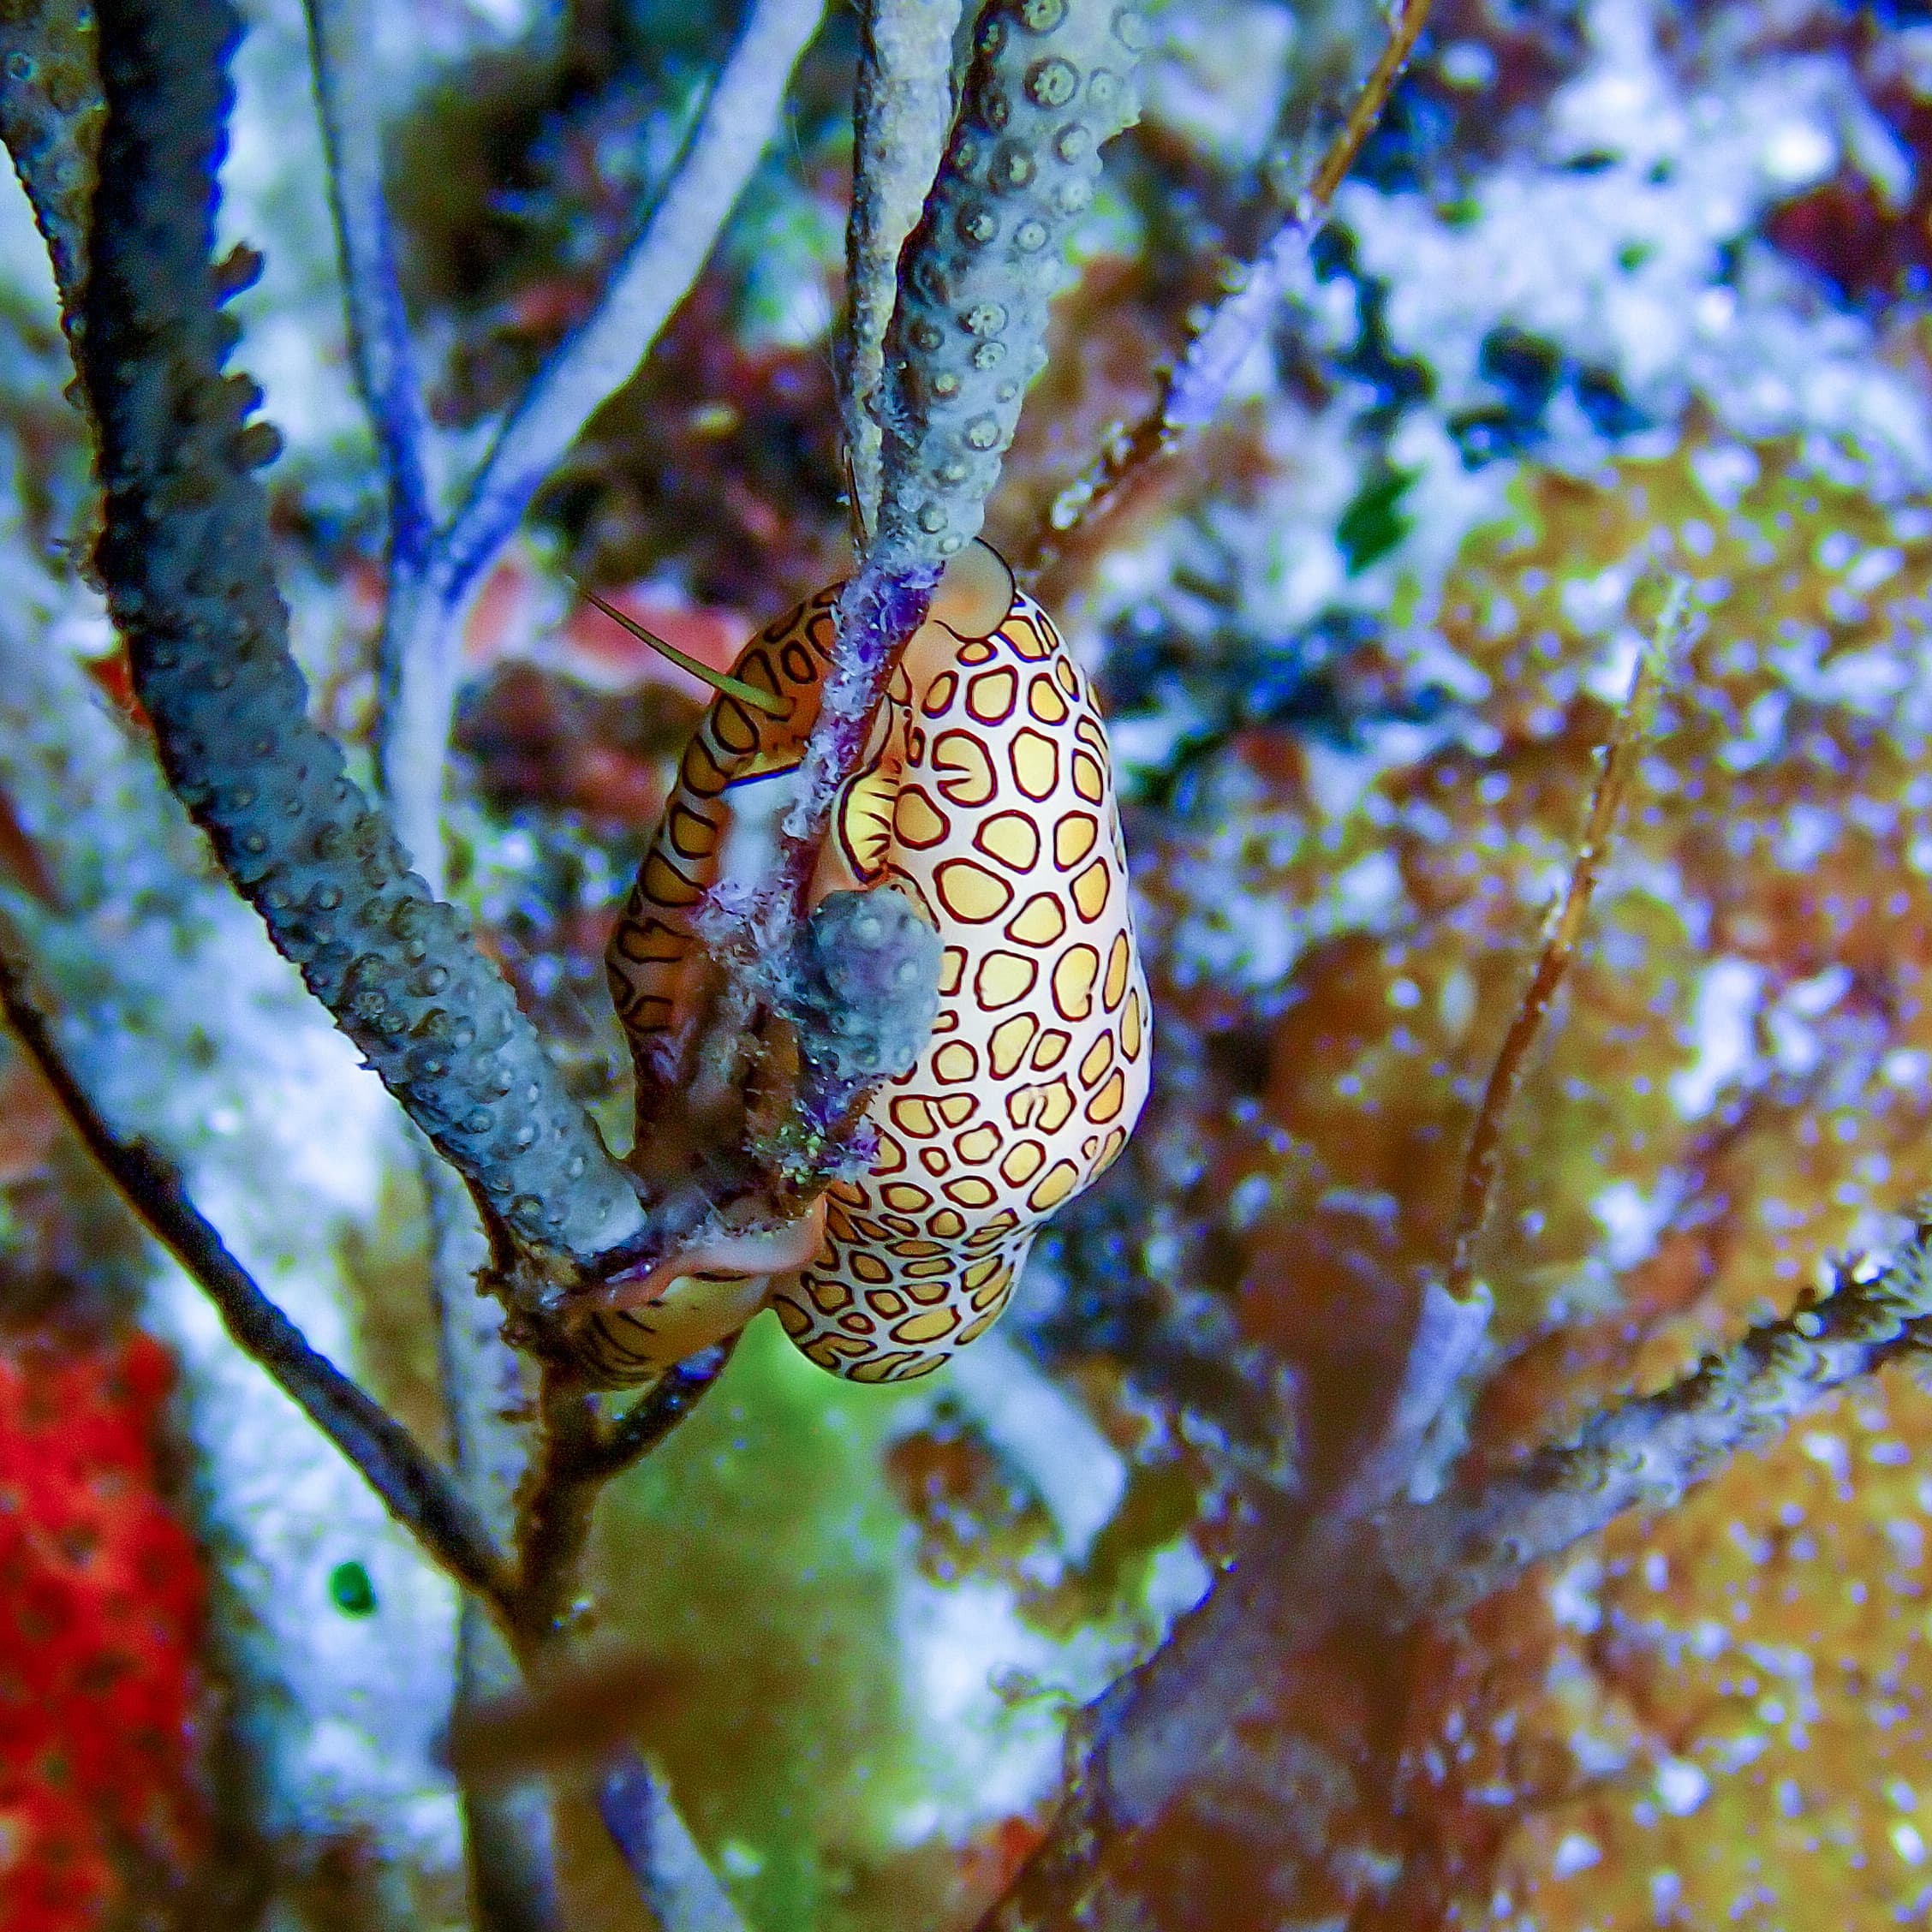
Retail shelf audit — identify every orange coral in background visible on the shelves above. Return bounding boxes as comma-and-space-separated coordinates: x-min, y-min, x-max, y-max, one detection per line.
1047, 431, 1932, 1928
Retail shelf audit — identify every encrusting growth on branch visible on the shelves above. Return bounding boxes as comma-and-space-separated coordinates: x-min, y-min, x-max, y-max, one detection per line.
0, 0, 104, 337
868, 0, 1146, 575
787, 885, 945, 1088
777, 0, 1146, 926
75, 0, 645, 1273
1384, 1225, 1932, 1617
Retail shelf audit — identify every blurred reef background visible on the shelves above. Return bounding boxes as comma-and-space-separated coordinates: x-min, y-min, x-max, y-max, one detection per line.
9, 0, 1932, 1925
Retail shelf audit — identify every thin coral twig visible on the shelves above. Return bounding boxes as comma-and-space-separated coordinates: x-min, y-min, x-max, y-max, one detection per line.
585, 1341, 736, 1477
1023, 0, 1437, 575
437, 0, 826, 604
0, 925, 514, 1613
374, 0, 825, 887
305, 0, 435, 575
1442, 581, 1685, 1303
598, 1755, 752, 1932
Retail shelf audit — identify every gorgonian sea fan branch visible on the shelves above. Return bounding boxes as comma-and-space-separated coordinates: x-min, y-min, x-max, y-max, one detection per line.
841, 0, 966, 537
305, 0, 435, 575
869, 0, 1147, 573
77, 0, 644, 1268
974, 1232, 1932, 1932
779, 0, 1145, 907
0, 0, 104, 332
1026, 0, 1433, 571
0, 921, 512, 1612
1380, 1231, 1932, 1620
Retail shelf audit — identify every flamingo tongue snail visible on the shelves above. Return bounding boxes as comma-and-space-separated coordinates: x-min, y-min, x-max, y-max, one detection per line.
586, 540, 1151, 1386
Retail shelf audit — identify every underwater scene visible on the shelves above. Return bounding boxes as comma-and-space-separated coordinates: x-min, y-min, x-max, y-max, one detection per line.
2, 0, 1931, 1926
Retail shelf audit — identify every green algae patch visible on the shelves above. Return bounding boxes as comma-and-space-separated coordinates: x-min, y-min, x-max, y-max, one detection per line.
588, 1310, 941, 1932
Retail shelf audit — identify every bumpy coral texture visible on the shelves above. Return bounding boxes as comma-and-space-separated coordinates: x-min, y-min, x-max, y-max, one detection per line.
79, 0, 643, 1265
870, 0, 1146, 571
0, 0, 104, 325
601, 546, 1151, 1384
793, 885, 946, 1084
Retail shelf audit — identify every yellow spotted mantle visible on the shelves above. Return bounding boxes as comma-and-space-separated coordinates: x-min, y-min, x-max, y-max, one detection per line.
593, 542, 1151, 1385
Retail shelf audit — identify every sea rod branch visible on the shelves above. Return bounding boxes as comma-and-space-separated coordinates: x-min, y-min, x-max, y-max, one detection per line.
305, 0, 435, 577
839, 0, 965, 537
975, 1222, 1932, 1930
772, 0, 1148, 928
1444, 577, 1686, 1302
79, 0, 646, 1277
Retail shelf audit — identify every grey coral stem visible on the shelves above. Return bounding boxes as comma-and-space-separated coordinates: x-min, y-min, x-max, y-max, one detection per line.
975, 1241, 1932, 1932
778, 0, 1144, 896
866, 0, 1145, 573
375, 0, 825, 886
841, 0, 965, 534
79, 0, 645, 1267
1379, 1243, 1932, 1619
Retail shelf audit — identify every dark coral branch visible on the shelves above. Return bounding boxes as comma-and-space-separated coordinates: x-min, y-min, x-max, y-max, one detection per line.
0, 922, 514, 1614
77, 0, 644, 1273
1381, 1235, 1932, 1619
512, 1349, 730, 1647
0, 0, 104, 333
510, 1368, 606, 1650
584, 1342, 736, 1479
